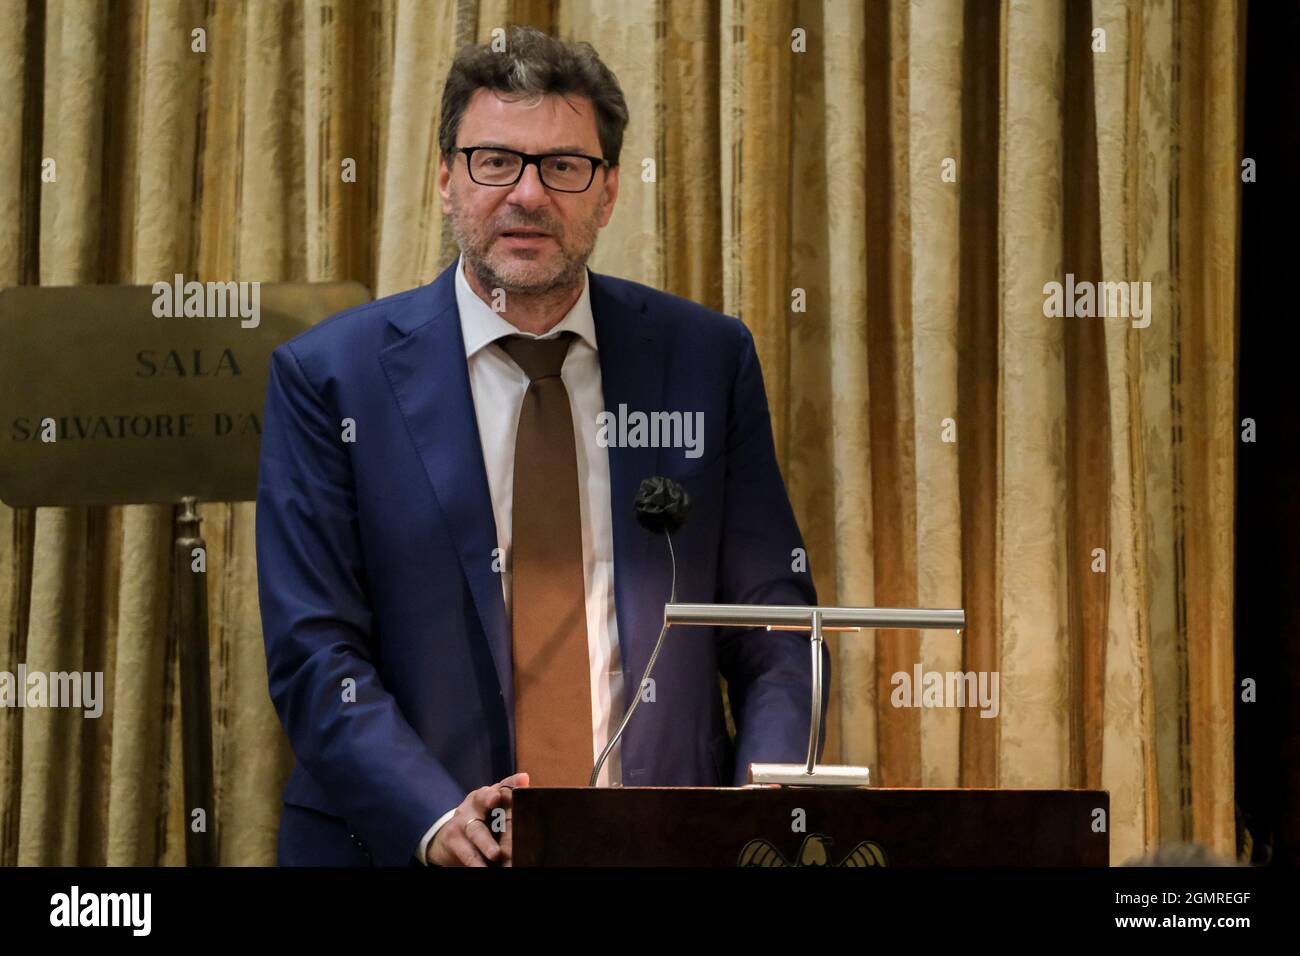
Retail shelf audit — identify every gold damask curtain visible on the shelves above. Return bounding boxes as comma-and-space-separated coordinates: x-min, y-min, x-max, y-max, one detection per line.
0, 0, 1239, 865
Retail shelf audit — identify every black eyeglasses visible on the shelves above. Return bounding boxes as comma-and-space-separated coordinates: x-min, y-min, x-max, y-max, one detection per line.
456, 146, 611, 193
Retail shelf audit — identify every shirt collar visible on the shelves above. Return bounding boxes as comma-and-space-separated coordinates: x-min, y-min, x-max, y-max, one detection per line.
454, 253, 597, 358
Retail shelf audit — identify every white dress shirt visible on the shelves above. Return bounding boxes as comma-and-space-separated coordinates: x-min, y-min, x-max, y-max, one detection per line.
417, 254, 625, 863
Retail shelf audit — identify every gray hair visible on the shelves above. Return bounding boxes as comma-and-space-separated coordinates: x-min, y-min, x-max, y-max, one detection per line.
438, 26, 629, 167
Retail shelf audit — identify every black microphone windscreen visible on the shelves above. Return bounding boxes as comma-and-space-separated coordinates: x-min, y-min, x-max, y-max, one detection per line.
634, 476, 691, 535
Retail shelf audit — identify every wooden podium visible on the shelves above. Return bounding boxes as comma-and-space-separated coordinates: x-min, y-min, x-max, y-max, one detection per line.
512, 787, 1109, 866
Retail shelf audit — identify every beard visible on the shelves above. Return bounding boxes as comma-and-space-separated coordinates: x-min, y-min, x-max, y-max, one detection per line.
448, 193, 605, 298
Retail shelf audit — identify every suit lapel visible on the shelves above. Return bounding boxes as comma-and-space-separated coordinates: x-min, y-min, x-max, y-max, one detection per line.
589, 272, 668, 727
378, 262, 514, 752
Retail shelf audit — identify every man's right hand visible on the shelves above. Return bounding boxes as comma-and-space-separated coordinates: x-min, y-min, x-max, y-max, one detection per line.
426, 772, 530, 867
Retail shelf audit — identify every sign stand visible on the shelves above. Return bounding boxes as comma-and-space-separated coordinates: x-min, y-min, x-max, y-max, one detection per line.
172, 495, 215, 865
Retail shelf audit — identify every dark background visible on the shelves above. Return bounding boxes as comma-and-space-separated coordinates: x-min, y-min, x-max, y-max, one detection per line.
1235, 0, 1300, 867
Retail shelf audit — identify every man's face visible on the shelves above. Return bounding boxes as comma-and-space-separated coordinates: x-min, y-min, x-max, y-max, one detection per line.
439, 89, 620, 295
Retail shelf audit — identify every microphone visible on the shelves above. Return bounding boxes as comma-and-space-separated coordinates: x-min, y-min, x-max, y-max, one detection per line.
589, 477, 691, 786
632, 475, 691, 535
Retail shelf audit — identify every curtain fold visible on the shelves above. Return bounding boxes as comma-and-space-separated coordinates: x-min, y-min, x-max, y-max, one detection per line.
0, 0, 1240, 866
909, 0, 964, 788
997, 0, 1070, 790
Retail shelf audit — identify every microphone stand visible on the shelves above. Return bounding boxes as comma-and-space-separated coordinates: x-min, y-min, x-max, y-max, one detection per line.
589, 533, 678, 787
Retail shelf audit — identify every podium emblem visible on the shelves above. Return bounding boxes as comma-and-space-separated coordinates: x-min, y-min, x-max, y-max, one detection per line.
738, 834, 888, 867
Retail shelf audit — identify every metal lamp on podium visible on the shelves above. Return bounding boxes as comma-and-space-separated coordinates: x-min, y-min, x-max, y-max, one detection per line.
663, 602, 966, 786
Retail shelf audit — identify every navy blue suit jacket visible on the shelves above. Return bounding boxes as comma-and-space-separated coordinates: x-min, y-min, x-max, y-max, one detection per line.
256, 259, 829, 866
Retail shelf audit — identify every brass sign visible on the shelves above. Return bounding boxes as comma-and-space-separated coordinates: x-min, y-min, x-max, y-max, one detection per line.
0, 282, 371, 507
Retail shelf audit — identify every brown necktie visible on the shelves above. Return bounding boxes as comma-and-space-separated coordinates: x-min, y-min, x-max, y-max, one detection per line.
499, 332, 593, 787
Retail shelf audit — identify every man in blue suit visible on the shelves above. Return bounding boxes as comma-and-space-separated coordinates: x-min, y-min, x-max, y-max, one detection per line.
256, 26, 827, 867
